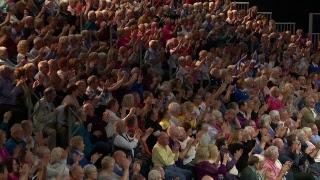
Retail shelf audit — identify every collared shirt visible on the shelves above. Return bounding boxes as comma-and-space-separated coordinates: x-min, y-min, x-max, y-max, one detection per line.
33, 98, 56, 131
152, 143, 178, 167
262, 159, 281, 180
113, 133, 138, 157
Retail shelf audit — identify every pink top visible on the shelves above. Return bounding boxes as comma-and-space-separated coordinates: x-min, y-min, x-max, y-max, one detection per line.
267, 96, 284, 111
162, 25, 174, 43
262, 159, 281, 180
7, 173, 19, 180
0, 147, 9, 165
117, 34, 131, 48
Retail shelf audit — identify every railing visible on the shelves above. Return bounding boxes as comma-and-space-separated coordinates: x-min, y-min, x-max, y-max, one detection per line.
258, 12, 272, 20
308, 13, 320, 50
234, 2, 250, 11
309, 13, 320, 34
276, 22, 296, 33
310, 33, 320, 50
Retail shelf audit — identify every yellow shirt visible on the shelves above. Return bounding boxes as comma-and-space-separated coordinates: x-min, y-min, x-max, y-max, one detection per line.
152, 143, 179, 167
159, 116, 185, 130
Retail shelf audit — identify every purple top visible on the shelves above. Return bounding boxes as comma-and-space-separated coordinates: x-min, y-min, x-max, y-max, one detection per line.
0, 147, 9, 165
0, 78, 21, 105
194, 161, 227, 180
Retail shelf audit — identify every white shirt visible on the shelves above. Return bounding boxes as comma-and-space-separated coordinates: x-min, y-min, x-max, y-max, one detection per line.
179, 137, 196, 165
104, 109, 122, 138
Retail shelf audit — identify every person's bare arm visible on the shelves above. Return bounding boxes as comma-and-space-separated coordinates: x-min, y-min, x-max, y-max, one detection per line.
120, 158, 131, 180
179, 139, 194, 159
107, 78, 124, 92
0, 13, 10, 27
222, 85, 233, 103
122, 73, 138, 87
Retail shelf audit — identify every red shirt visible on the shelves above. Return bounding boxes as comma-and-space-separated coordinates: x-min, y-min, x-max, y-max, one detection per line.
267, 96, 284, 111
162, 25, 174, 43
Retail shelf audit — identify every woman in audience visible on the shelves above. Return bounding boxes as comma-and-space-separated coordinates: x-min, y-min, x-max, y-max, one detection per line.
47, 147, 69, 180
194, 145, 229, 179
262, 146, 292, 180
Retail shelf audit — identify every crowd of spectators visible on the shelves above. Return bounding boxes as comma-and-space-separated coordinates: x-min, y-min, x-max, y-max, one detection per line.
1, 0, 320, 179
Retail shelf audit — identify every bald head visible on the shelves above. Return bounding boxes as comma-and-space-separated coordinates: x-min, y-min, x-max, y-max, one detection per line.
157, 132, 169, 146
201, 176, 214, 180
113, 150, 126, 164
272, 138, 284, 151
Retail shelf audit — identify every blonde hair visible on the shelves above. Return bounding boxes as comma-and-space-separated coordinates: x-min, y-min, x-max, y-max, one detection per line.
84, 164, 97, 177
101, 156, 115, 169
195, 145, 210, 162
168, 102, 181, 116
228, 130, 241, 144
122, 94, 135, 108
50, 147, 64, 164
17, 40, 28, 54
148, 170, 162, 180
208, 144, 219, 162
69, 136, 84, 150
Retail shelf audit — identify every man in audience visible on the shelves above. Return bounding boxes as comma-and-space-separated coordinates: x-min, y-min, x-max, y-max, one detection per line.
152, 132, 192, 180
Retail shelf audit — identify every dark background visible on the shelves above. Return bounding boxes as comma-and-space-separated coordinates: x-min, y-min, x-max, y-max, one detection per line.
247, 0, 320, 33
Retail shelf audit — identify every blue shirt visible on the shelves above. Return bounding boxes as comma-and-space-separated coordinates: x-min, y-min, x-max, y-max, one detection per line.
5, 138, 26, 155
311, 135, 320, 144
309, 63, 320, 74
231, 88, 250, 103
0, 78, 21, 105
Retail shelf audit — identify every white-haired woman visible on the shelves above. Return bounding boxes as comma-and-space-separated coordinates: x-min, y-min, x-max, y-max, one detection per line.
84, 164, 98, 180
47, 147, 69, 180
262, 146, 291, 180
148, 170, 162, 180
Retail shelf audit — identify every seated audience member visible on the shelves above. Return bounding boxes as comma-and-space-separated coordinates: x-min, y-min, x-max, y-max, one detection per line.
240, 155, 264, 180
152, 132, 192, 180
195, 145, 228, 179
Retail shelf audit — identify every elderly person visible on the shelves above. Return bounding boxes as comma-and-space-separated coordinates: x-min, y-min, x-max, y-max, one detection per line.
84, 164, 98, 180
103, 99, 135, 138
113, 150, 134, 178
310, 123, 320, 144
299, 96, 320, 128
113, 120, 140, 158
70, 164, 85, 180
269, 110, 281, 130
5, 123, 26, 156
152, 132, 192, 180
0, 65, 22, 121
67, 136, 89, 167
262, 146, 291, 180
98, 155, 130, 180
47, 147, 69, 180
62, 84, 80, 108
240, 155, 264, 180
194, 145, 228, 179
0, 47, 14, 67
144, 40, 162, 74
33, 87, 57, 149
148, 169, 162, 180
